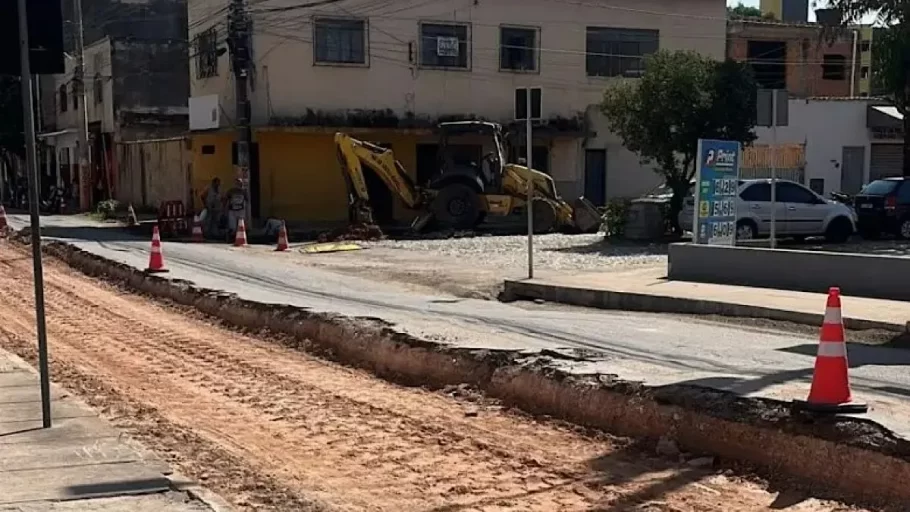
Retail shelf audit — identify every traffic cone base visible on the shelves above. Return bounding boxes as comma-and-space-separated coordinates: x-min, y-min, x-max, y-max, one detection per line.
792, 287, 867, 415
275, 221, 289, 251
146, 225, 169, 273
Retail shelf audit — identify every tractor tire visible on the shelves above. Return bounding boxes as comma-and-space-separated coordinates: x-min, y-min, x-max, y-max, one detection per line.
532, 199, 558, 234
433, 183, 482, 230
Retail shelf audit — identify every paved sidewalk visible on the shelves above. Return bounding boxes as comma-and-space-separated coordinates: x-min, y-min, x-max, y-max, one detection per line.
504, 266, 910, 331
0, 349, 222, 511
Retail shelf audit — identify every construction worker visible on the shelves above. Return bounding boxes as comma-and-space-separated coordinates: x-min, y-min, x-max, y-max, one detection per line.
201, 177, 222, 238
224, 179, 247, 241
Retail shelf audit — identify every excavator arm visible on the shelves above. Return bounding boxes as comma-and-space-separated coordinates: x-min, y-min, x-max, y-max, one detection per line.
334, 132, 424, 224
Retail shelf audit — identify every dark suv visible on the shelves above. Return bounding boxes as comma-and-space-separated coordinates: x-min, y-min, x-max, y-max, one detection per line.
854, 177, 910, 238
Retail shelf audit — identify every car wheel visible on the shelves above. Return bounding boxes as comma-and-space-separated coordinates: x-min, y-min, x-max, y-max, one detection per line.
898, 218, 910, 240
735, 220, 757, 241
824, 217, 853, 243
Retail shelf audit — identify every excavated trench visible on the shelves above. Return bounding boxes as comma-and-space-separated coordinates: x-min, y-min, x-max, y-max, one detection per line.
8, 230, 910, 509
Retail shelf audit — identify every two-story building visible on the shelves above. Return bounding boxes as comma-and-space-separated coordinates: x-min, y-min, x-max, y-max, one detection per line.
39, 0, 190, 210
188, 0, 727, 225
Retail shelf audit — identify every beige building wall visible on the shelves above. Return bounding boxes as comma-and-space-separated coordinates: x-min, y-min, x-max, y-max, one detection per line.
188, 0, 727, 201
52, 38, 115, 133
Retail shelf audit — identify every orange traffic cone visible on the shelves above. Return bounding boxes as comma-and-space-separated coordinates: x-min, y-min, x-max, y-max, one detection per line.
146, 225, 168, 273
191, 215, 204, 242
275, 221, 289, 251
794, 287, 867, 414
0, 205, 8, 230
234, 219, 248, 247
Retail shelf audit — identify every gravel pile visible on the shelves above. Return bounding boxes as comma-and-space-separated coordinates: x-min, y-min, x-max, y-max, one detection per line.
364, 233, 668, 272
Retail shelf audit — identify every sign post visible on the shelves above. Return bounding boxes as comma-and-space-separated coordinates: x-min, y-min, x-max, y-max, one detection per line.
693, 139, 742, 246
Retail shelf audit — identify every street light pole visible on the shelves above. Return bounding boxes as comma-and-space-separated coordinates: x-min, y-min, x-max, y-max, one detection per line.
525, 88, 534, 280
17, 0, 53, 429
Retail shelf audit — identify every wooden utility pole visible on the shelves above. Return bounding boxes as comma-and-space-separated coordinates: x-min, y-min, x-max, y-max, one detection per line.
229, 0, 252, 226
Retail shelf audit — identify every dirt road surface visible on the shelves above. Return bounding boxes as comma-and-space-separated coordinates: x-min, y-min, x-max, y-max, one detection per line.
0, 241, 866, 511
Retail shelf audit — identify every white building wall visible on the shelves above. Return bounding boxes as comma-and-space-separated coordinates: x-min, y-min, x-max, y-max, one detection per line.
187, 0, 727, 201
753, 98, 873, 196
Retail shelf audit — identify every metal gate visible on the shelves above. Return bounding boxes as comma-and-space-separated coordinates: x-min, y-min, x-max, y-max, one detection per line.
870, 143, 903, 181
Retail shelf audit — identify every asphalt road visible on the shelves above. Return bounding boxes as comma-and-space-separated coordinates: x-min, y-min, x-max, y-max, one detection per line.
10, 214, 910, 438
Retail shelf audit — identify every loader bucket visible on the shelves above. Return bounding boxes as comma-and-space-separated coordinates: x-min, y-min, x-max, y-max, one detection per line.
572, 197, 603, 233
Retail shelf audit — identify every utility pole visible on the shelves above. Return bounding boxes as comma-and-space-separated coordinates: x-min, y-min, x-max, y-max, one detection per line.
17, 0, 53, 428
73, 0, 90, 211
229, 0, 252, 226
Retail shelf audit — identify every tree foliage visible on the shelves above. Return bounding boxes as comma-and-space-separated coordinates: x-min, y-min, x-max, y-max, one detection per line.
828, 0, 910, 174
727, 2, 774, 19
601, 50, 757, 233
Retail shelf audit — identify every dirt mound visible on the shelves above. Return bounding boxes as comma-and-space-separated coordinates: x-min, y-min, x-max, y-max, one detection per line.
317, 223, 384, 242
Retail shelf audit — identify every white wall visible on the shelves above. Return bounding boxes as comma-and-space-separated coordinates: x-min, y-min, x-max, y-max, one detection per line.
753, 98, 873, 196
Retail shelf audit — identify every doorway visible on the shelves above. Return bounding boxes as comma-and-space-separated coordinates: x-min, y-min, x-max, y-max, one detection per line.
584, 149, 606, 206
840, 146, 866, 194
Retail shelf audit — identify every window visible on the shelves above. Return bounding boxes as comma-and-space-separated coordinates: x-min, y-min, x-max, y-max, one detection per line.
500, 26, 538, 71
822, 54, 846, 80
201, 145, 216, 155
740, 182, 771, 202
195, 27, 219, 79
896, 182, 910, 203
59, 84, 67, 112
861, 66, 869, 79
586, 27, 658, 78
314, 18, 367, 65
71, 83, 77, 110
778, 182, 818, 203
514, 87, 542, 120
860, 180, 899, 195
809, 178, 825, 195
94, 74, 103, 104
860, 40, 871, 52
420, 22, 469, 69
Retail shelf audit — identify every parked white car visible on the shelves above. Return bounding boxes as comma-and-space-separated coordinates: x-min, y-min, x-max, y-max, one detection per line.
678, 179, 857, 243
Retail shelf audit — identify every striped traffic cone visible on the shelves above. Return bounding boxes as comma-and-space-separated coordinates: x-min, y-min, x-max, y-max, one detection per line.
234, 219, 248, 247
191, 215, 204, 242
146, 226, 168, 273
0, 205, 8, 230
794, 287, 867, 414
275, 221, 289, 252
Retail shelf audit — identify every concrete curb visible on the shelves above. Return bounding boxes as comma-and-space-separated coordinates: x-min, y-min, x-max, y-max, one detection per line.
502, 279, 907, 332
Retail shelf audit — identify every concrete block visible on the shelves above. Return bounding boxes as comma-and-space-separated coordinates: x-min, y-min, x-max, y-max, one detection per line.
668, 243, 910, 301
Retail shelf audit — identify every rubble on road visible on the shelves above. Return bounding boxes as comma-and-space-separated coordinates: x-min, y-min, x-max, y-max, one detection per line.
317, 223, 384, 242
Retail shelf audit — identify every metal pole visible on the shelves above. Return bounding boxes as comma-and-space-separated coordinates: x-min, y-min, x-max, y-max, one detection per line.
73, 0, 90, 212
525, 88, 534, 279
17, 0, 53, 429
770, 90, 778, 250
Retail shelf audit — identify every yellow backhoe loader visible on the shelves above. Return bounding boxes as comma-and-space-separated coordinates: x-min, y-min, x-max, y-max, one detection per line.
334, 120, 602, 233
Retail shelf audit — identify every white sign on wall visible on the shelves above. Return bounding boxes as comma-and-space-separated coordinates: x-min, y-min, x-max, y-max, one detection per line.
436, 36, 459, 57
189, 95, 220, 131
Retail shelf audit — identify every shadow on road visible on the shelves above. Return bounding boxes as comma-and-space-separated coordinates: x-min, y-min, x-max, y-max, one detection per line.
778, 343, 910, 366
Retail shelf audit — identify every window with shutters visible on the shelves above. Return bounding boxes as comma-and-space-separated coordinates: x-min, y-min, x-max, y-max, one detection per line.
499, 26, 538, 72
420, 22, 470, 69
195, 27, 219, 78
314, 18, 367, 65
586, 27, 658, 78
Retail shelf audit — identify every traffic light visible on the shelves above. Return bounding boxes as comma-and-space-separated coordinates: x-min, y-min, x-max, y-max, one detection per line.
0, 0, 65, 75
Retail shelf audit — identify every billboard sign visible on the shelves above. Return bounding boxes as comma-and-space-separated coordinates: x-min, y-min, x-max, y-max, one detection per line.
693, 139, 741, 245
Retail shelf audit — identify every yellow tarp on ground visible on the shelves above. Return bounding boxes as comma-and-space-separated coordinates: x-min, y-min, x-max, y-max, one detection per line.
301, 243, 363, 254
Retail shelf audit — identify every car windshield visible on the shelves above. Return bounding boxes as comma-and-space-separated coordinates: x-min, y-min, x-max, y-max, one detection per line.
860, 180, 900, 195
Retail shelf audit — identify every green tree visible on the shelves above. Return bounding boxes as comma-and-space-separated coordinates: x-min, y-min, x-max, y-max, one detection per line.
828, 1, 910, 174
727, 3, 764, 18
601, 50, 757, 234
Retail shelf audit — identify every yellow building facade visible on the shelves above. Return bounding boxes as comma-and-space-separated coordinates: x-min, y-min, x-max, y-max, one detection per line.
190, 128, 427, 224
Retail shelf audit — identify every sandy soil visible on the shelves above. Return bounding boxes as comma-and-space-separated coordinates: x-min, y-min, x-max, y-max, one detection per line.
0, 240, 868, 511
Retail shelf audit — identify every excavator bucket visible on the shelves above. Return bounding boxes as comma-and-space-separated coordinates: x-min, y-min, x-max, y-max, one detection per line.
572, 197, 603, 233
